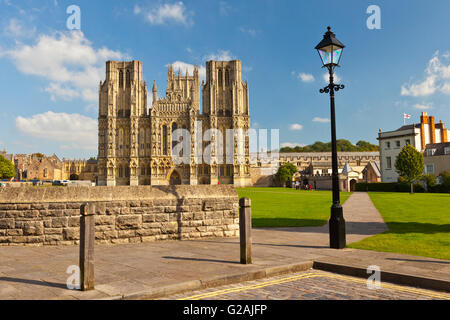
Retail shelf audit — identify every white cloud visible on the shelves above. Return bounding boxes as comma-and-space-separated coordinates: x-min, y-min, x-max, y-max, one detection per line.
15, 111, 97, 150
413, 103, 433, 110
298, 73, 315, 82
281, 142, 306, 148
401, 76, 437, 97
3, 18, 36, 38
312, 117, 330, 123
401, 51, 450, 97
441, 82, 450, 94
219, 1, 231, 16
2, 31, 126, 102
169, 61, 206, 81
204, 50, 235, 61
239, 27, 258, 37
133, 5, 141, 14
289, 123, 303, 131
167, 50, 236, 82
323, 72, 341, 83
136, 2, 193, 26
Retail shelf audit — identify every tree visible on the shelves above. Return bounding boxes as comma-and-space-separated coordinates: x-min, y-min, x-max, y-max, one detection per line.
275, 163, 297, 187
394, 144, 424, 194
0, 155, 16, 179
31, 153, 45, 158
279, 139, 379, 153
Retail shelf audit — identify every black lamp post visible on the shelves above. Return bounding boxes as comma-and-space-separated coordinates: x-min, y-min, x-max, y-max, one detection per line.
315, 26, 346, 249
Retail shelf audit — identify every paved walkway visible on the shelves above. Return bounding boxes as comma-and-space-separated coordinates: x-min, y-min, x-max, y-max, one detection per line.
163, 270, 450, 300
0, 192, 448, 299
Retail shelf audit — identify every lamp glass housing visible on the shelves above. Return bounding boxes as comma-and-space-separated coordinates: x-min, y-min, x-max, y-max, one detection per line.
317, 44, 343, 68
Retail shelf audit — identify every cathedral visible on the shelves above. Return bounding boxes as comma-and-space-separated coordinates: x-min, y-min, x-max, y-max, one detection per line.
97, 59, 251, 186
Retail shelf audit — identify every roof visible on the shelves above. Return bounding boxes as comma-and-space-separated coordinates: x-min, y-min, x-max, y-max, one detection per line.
362, 161, 381, 178
395, 124, 421, 131
424, 142, 450, 156
372, 161, 381, 177
342, 162, 352, 174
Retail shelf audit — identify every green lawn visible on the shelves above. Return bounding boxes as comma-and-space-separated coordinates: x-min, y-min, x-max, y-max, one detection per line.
348, 192, 450, 260
236, 187, 352, 227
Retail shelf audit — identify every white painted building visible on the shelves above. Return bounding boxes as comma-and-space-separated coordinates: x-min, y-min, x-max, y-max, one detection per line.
378, 112, 449, 182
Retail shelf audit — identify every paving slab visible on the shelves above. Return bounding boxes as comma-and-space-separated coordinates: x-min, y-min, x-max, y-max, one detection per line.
0, 192, 448, 299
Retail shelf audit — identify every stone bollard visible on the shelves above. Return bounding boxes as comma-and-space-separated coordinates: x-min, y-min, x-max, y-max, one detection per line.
239, 197, 252, 264
80, 203, 95, 291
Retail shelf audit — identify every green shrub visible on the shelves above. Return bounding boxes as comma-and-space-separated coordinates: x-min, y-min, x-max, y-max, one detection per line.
440, 171, 450, 189
421, 173, 436, 187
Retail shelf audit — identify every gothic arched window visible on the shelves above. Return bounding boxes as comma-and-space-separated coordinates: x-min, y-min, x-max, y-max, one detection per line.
162, 125, 168, 155
225, 69, 230, 86
171, 122, 178, 151
119, 70, 123, 88
126, 70, 131, 88
218, 69, 223, 86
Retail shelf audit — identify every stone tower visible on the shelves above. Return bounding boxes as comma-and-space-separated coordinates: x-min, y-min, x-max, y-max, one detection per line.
202, 60, 251, 186
97, 60, 148, 186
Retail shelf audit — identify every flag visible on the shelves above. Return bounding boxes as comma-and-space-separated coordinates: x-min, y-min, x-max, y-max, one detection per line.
404, 113, 411, 119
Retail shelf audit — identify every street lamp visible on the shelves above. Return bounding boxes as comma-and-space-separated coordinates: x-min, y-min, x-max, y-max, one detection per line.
315, 26, 346, 249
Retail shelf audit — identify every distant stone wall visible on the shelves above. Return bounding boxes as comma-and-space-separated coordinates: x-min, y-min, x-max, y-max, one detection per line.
0, 185, 239, 246
250, 167, 274, 187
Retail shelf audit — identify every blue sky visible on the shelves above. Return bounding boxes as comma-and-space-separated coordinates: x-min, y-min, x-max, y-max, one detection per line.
1, 0, 449, 158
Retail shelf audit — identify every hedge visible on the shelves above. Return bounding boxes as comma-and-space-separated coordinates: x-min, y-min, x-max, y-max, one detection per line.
355, 182, 425, 193
428, 184, 450, 193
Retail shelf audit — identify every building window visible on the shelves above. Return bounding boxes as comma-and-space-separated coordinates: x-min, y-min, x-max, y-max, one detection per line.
225, 69, 230, 86
162, 125, 168, 155
218, 69, 223, 86
226, 165, 231, 177
445, 147, 450, 155
426, 149, 436, 156
171, 122, 178, 151
125, 167, 130, 177
126, 70, 131, 88
119, 70, 123, 88
405, 139, 410, 145
426, 164, 434, 174
386, 156, 392, 169
119, 167, 123, 177
386, 142, 391, 149
395, 141, 401, 148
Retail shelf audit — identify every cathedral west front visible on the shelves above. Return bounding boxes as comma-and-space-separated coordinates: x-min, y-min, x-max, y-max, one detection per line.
97, 59, 251, 186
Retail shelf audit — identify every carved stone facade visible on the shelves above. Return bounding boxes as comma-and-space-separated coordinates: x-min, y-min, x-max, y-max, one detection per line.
97, 60, 251, 186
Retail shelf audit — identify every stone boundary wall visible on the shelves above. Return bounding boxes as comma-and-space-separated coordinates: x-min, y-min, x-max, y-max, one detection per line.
0, 185, 239, 246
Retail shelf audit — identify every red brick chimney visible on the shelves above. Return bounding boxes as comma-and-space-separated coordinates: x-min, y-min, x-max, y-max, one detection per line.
429, 116, 436, 144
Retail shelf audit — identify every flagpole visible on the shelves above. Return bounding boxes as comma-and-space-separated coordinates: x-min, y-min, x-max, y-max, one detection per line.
403, 113, 405, 126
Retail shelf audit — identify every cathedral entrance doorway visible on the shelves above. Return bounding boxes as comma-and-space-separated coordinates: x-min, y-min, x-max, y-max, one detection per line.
169, 171, 181, 185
